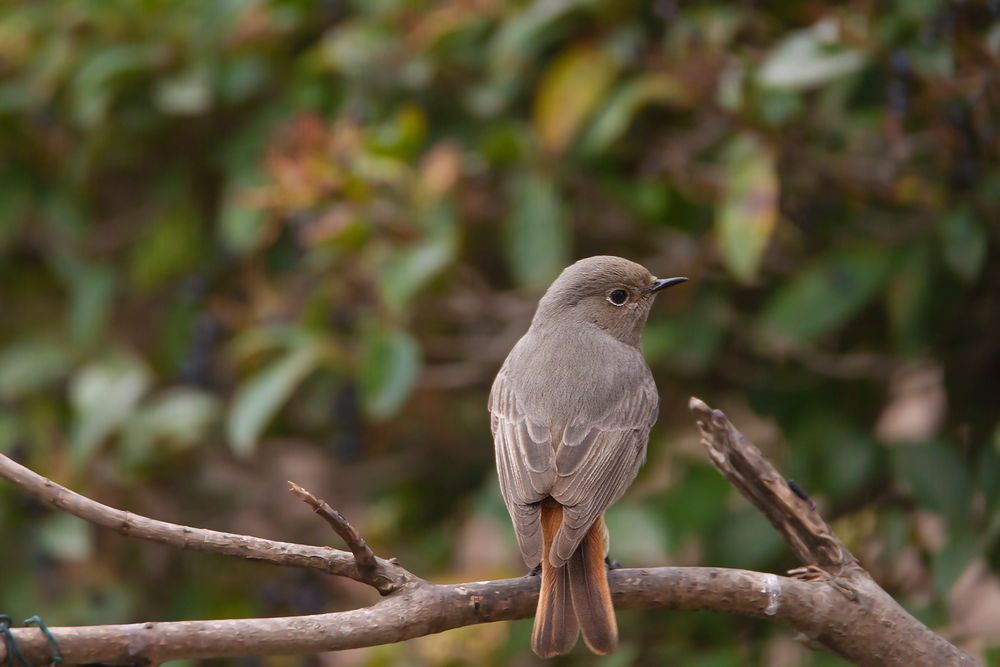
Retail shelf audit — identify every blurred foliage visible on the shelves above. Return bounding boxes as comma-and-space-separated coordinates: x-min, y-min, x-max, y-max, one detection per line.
1, 0, 999, 665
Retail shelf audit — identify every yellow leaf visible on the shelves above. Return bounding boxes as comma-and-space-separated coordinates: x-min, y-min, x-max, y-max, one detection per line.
716, 134, 779, 284
533, 46, 617, 154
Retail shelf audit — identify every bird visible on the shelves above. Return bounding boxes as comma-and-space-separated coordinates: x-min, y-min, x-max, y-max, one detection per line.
489, 255, 686, 657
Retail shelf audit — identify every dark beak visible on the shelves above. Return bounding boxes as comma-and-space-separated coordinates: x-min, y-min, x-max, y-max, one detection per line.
650, 276, 688, 293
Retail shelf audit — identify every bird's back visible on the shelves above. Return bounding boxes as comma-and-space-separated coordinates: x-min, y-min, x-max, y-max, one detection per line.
495, 323, 653, 443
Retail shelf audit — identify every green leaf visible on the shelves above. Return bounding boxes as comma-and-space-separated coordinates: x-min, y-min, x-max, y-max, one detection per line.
370, 105, 427, 159
219, 169, 268, 255
604, 503, 669, 565
582, 73, 691, 155
38, 514, 93, 561
979, 432, 1000, 515
892, 442, 971, 522
71, 44, 162, 128
938, 208, 987, 283
886, 243, 933, 351
757, 20, 866, 90
360, 328, 420, 420
710, 507, 785, 568
715, 134, 779, 283
0, 178, 31, 254
932, 529, 982, 596
69, 354, 151, 467
52, 259, 116, 348
123, 388, 221, 463
0, 339, 73, 400
754, 87, 803, 126
129, 200, 205, 293
483, 0, 598, 114
643, 294, 727, 373
491, 0, 593, 70
378, 204, 458, 312
759, 246, 892, 348
153, 68, 212, 115
817, 423, 878, 499
0, 414, 19, 454
319, 20, 396, 80
227, 344, 322, 459
504, 172, 570, 291
662, 465, 731, 541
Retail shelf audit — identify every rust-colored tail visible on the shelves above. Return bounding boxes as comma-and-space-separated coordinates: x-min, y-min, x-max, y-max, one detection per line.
568, 515, 617, 654
532, 500, 579, 657
531, 501, 617, 658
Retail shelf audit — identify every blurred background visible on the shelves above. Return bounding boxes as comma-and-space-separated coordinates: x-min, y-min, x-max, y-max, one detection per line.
1, 1, 998, 665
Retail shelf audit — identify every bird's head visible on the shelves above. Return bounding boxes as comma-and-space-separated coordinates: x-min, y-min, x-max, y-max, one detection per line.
532, 256, 686, 347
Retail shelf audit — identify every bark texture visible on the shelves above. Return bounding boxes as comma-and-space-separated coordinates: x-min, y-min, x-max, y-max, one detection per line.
0, 397, 977, 666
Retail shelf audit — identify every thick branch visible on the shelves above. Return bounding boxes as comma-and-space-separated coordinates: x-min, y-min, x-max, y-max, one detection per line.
688, 398, 976, 666
0, 568, 868, 664
689, 397, 855, 573
0, 398, 979, 666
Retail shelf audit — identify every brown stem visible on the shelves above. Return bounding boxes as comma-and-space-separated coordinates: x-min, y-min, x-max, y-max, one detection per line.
0, 453, 412, 591
689, 397, 857, 573
0, 568, 896, 664
286, 481, 390, 593
688, 397, 976, 666
0, 398, 979, 666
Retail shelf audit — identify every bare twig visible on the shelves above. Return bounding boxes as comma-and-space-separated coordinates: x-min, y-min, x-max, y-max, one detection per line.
0, 398, 979, 666
688, 397, 976, 666
0, 453, 412, 592
286, 481, 389, 593
689, 397, 856, 574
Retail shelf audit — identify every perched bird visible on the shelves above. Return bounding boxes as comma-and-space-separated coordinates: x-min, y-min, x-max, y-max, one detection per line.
489, 256, 686, 657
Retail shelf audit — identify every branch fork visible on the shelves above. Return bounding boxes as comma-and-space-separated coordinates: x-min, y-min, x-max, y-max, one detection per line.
0, 398, 978, 666
285, 481, 402, 595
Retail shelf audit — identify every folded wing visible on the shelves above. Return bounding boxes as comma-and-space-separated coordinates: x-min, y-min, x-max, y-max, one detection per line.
490, 363, 555, 566
490, 356, 659, 568
549, 379, 659, 566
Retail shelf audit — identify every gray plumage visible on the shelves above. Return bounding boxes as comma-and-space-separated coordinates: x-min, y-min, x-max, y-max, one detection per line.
490, 256, 680, 569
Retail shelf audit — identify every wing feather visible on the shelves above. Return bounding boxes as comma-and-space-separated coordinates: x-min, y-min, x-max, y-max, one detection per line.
549, 378, 659, 566
490, 363, 555, 566
490, 339, 660, 569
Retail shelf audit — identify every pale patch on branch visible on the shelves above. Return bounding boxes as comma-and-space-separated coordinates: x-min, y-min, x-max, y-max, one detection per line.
0, 398, 978, 666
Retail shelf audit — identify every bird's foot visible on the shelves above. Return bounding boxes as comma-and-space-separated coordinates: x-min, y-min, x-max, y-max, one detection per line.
605, 556, 622, 570
526, 563, 542, 577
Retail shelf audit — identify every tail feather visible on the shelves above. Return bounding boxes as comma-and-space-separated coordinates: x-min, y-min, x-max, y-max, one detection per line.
532, 503, 618, 657
567, 516, 617, 655
532, 501, 579, 657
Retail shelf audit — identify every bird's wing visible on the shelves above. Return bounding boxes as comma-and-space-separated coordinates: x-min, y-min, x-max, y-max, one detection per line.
489, 362, 556, 567
548, 376, 659, 566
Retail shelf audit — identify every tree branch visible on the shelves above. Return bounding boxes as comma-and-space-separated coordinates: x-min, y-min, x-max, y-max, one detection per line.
689, 398, 855, 573
0, 398, 978, 666
688, 398, 976, 665
0, 567, 854, 664
0, 450, 412, 592
286, 481, 387, 593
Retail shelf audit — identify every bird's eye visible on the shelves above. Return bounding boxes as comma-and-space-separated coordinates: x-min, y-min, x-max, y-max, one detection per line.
608, 289, 629, 306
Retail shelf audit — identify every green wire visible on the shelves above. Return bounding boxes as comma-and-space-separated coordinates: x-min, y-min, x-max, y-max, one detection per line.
0, 615, 63, 667
22, 618, 60, 666
0, 615, 29, 667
